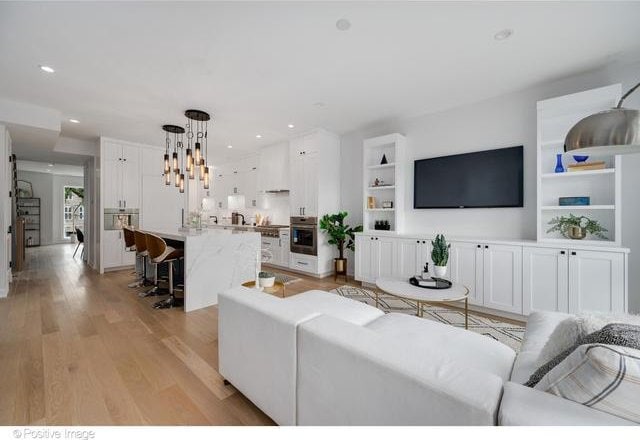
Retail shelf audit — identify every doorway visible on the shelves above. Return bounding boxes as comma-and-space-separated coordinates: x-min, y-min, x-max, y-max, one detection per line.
63, 186, 84, 240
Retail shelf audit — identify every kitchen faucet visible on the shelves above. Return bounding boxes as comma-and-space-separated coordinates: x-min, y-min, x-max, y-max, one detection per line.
209, 215, 218, 224
237, 213, 246, 225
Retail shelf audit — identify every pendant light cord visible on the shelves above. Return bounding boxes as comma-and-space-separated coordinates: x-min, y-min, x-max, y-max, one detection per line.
617, 81, 640, 108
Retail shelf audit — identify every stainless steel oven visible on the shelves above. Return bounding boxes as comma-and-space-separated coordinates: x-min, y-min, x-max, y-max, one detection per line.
290, 216, 317, 256
104, 208, 139, 230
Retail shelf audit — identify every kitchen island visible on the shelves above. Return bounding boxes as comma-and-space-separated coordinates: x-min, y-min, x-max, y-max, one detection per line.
143, 228, 261, 312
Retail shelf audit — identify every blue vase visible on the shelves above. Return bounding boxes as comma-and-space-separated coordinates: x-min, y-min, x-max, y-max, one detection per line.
555, 154, 564, 173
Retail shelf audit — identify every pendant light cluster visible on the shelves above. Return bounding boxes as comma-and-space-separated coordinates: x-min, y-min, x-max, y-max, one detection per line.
162, 109, 211, 193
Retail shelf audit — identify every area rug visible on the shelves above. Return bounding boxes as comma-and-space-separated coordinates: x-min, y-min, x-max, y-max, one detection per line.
273, 272, 301, 285
330, 285, 525, 351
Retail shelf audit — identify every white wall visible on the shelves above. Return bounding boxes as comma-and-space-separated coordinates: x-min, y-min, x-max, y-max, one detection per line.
16, 170, 84, 245
0, 124, 11, 297
340, 60, 640, 311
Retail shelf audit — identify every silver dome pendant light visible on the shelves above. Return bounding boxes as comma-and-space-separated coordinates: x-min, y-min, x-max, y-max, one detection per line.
565, 81, 640, 156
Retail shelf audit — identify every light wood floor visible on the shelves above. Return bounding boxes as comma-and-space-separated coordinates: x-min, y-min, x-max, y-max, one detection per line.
0, 243, 360, 425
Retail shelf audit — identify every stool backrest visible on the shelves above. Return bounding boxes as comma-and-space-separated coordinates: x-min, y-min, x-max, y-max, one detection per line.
122, 226, 136, 248
134, 230, 148, 253
145, 233, 167, 261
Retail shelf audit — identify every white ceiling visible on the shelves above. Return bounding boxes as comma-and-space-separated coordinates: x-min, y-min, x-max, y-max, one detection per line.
1, 1, 640, 162
17, 159, 84, 177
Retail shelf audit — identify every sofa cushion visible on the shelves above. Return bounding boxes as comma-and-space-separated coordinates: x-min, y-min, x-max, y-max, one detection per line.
285, 290, 384, 325
534, 344, 640, 424
510, 311, 571, 383
526, 323, 640, 387
365, 313, 516, 380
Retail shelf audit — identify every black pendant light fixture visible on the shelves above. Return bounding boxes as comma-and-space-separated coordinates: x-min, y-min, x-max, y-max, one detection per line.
162, 110, 211, 194
162, 124, 185, 189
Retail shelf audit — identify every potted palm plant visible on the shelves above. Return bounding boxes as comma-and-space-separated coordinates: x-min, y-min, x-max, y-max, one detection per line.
319, 211, 363, 277
431, 234, 450, 278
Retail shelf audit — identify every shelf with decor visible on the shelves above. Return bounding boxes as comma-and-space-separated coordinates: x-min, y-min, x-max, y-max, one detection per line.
17, 197, 41, 247
536, 84, 622, 246
362, 133, 405, 233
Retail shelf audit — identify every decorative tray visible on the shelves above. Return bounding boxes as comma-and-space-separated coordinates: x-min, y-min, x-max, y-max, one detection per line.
409, 277, 452, 290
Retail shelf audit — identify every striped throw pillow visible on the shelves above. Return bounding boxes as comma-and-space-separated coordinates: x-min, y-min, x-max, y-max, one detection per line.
535, 344, 640, 423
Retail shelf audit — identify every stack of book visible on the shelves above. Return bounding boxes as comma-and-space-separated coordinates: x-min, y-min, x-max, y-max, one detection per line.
567, 161, 606, 172
415, 275, 437, 287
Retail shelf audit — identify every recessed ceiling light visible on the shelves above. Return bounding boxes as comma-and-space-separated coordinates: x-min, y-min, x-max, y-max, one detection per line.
39, 65, 55, 73
313, 102, 326, 108
69, 119, 80, 124
255, 134, 262, 139
287, 124, 295, 129
494, 29, 514, 41
227, 145, 233, 149
336, 18, 351, 31
47, 163, 53, 167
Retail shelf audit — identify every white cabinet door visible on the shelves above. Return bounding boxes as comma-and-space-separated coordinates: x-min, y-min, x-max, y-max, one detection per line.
569, 250, 625, 313
289, 154, 306, 216
102, 230, 122, 268
261, 236, 278, 265
103, 157, 122, 209
121, 147, 140, 208
303, 152, 318, 217
483, 244, 523, 314
397, 239, 420, 279
141, 174, 182, 231
523, 247, 569, 314
244, 159, 259, 209
279, 234, 290, 267
449, 242, 484, 306
373, 236, 396, 280
355, 235, 374, 283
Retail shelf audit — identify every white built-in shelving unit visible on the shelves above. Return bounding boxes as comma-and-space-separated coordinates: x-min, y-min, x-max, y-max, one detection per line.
536, 84, 622, 246
362, 133, 405, 233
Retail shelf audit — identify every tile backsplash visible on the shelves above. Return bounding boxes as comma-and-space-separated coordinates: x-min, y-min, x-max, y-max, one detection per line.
202, 192, 290, 225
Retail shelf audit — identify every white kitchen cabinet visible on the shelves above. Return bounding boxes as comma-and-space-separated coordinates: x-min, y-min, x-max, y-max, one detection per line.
483, 244, 523, 314
102, 229, 135, 269
102, 140, 140, 209
258, 142, 289, 192
261, 236, 278, 265
569, 250, 625, 313
523, 247, 569, 314
449, 242, 484, 306
289, 149, 318, 217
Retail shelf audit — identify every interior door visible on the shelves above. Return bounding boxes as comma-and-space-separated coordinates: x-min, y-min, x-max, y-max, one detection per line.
523, 246, 569, 314
483, 244, 523, 314
449, 241, 484, 306
569, 250, 625, 313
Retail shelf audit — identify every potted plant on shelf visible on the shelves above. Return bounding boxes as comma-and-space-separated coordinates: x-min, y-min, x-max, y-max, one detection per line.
319, 211, 363, 278
431, 234, 450, 278
547, 214, 608, 240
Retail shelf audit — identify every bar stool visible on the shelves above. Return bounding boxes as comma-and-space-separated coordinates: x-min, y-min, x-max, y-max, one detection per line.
134, 230, 162, 297
146, 233, 184, 309
122, 226, 140, 288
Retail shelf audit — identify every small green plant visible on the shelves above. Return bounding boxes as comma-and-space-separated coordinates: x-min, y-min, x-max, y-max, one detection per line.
258, 271, 275, 278
546, 214, 608, 239
431, 234, 450, 266
319, 212, 363, 259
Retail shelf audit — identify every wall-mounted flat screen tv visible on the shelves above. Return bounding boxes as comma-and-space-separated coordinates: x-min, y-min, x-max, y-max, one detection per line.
414, 145, 523, 209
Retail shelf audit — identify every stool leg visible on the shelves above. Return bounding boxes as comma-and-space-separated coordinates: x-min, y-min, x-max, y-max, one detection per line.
153, 259, 184, 309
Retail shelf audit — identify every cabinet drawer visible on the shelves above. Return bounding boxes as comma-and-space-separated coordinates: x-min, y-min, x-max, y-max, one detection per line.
289, 253, 317, 274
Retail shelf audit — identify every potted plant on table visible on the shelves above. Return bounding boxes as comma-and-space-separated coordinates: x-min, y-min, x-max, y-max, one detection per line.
431, 234, 450, 278
319, 211, 363, 278
258, 271, 276, 288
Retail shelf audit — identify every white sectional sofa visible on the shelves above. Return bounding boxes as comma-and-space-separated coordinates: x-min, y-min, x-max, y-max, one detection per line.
218, 286, 636, 426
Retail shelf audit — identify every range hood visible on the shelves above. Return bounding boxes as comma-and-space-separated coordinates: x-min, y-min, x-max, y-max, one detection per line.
265, 189, 290, 194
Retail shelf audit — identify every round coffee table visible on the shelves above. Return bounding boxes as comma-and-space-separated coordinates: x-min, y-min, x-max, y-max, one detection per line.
375, 278, 470, 329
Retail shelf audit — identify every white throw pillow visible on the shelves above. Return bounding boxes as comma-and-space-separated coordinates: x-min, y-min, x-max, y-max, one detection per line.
535, 343, 640, 423
537, 312, 640, 366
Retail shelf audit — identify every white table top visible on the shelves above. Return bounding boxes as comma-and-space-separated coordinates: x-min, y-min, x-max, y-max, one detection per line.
376, 277, 469, 302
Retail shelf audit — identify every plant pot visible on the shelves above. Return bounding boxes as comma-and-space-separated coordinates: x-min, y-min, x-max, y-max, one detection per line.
334, 258, 347, 273
567, 226, 586, 240
433, 265, 447, 278
259, 276, 275, 288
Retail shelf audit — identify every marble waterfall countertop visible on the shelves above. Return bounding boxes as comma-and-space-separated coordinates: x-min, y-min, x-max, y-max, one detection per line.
144, 228, 261, 312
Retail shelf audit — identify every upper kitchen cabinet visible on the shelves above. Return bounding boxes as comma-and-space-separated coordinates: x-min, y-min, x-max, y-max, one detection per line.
258, 142, 289, 193
101, 139, 140, 209
289, 129, 339, 218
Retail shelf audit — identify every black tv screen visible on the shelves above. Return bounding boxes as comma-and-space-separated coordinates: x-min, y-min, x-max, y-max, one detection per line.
414, 146, 523, 209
